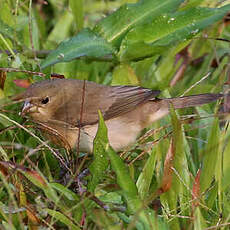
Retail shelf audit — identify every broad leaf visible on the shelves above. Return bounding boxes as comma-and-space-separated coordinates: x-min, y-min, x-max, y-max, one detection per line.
136, 148, 157, 199
45, 209, 80, 230
41, 29, 116, 68
94, 0, 184, 47
44, 11, 74, 48
95, 112, 165, 229
88, 111, 109, 192
90, 111, 141, 213
170, 105, 189, 195
200, 118, 220, 193
51, 183, 79, 201
107, 145, 142, 214
119, 5, 230, 61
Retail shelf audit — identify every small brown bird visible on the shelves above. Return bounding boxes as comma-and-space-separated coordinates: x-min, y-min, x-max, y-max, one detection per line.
13, 79, 222, 152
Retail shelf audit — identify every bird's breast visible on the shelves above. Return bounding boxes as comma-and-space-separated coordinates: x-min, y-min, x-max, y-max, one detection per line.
36, 115, 143, 153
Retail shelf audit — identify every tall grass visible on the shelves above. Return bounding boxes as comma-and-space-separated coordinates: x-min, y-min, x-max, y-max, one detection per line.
0, 0, 230, 229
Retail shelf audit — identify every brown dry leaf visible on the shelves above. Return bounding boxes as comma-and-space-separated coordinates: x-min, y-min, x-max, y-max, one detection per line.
0, 161, 9, 176
19, 184, 41, 229
0, 161, 47, 187
192, 169, 201, 209
156, 139, 175, 195
14, 79, 31, 88
24, 168, 48, 188
26, 206, 41, 229
0, 71, 6, 90
170, 46, 190, 87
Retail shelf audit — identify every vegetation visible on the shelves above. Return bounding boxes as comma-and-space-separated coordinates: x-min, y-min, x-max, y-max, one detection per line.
1, 0, 230, 229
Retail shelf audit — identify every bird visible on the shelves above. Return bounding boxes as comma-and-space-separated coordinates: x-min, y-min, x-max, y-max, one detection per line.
13, 78, 223, 153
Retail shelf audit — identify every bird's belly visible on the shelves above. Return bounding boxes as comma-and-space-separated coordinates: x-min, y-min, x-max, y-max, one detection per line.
40, 117, 142, 153
107, 118, 141, 151
82, 118, 142, 152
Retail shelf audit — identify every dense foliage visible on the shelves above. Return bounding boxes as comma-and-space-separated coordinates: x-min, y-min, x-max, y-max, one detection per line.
1, 0, 230, 229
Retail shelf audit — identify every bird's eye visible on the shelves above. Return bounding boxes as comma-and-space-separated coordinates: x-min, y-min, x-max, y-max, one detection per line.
41, 97, 49, 104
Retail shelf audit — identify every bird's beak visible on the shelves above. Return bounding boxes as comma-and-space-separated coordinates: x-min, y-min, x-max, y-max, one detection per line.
20, 100, 33, 116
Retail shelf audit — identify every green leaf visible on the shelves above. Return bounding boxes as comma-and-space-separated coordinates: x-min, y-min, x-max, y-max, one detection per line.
41, 29, 116, 68
222, 131, 230, 190
106, 145, 164, 229
50, 183, 79, 201
170, 105, 189, 195
159, 105, 190, 230
194, 207, 207, 230
2, 221, 17, 230
45, 209, 80, 230
69, 0, 84, 31
136, 148, 157, 199
44, 11, 74, 48
0, 2, 14, 28
94, 114, 141, 212
119, 5, 230, 61
112, 64, 139, 86
106, 146, 141, 214
0, 18, 14, 39
18, 168, 60, 205
200, 118, 220, 193
180, 0, 206, 10
88, 111, 109, 192
89, 113, 165, 229
99, 191, 123, 204
94, 0, 184, 47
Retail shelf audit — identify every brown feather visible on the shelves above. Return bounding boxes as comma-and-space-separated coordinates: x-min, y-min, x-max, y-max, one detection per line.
45, 80, 161, 126
13, 79, 223, 152
162, 93, 223, 109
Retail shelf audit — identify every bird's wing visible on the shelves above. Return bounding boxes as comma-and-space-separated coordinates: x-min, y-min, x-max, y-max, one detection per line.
57, 83, 161, 127
103, 85, 160, 121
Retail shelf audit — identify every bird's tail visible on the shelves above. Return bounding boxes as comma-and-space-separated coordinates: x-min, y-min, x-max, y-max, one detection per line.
163, 93, 223, 109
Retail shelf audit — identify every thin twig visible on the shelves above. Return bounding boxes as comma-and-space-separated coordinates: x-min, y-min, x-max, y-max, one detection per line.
75, 80, 86, 172
127, 131, 172, 165
205, 222, 230, 230
0, 67, 45, 77
35, 122, 72, 151
180, 72, 211, 97
0, 124, 34, 135
0, 34, 16, 59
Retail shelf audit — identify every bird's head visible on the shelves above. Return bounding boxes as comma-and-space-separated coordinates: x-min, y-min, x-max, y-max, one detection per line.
12, 79, 69, 122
